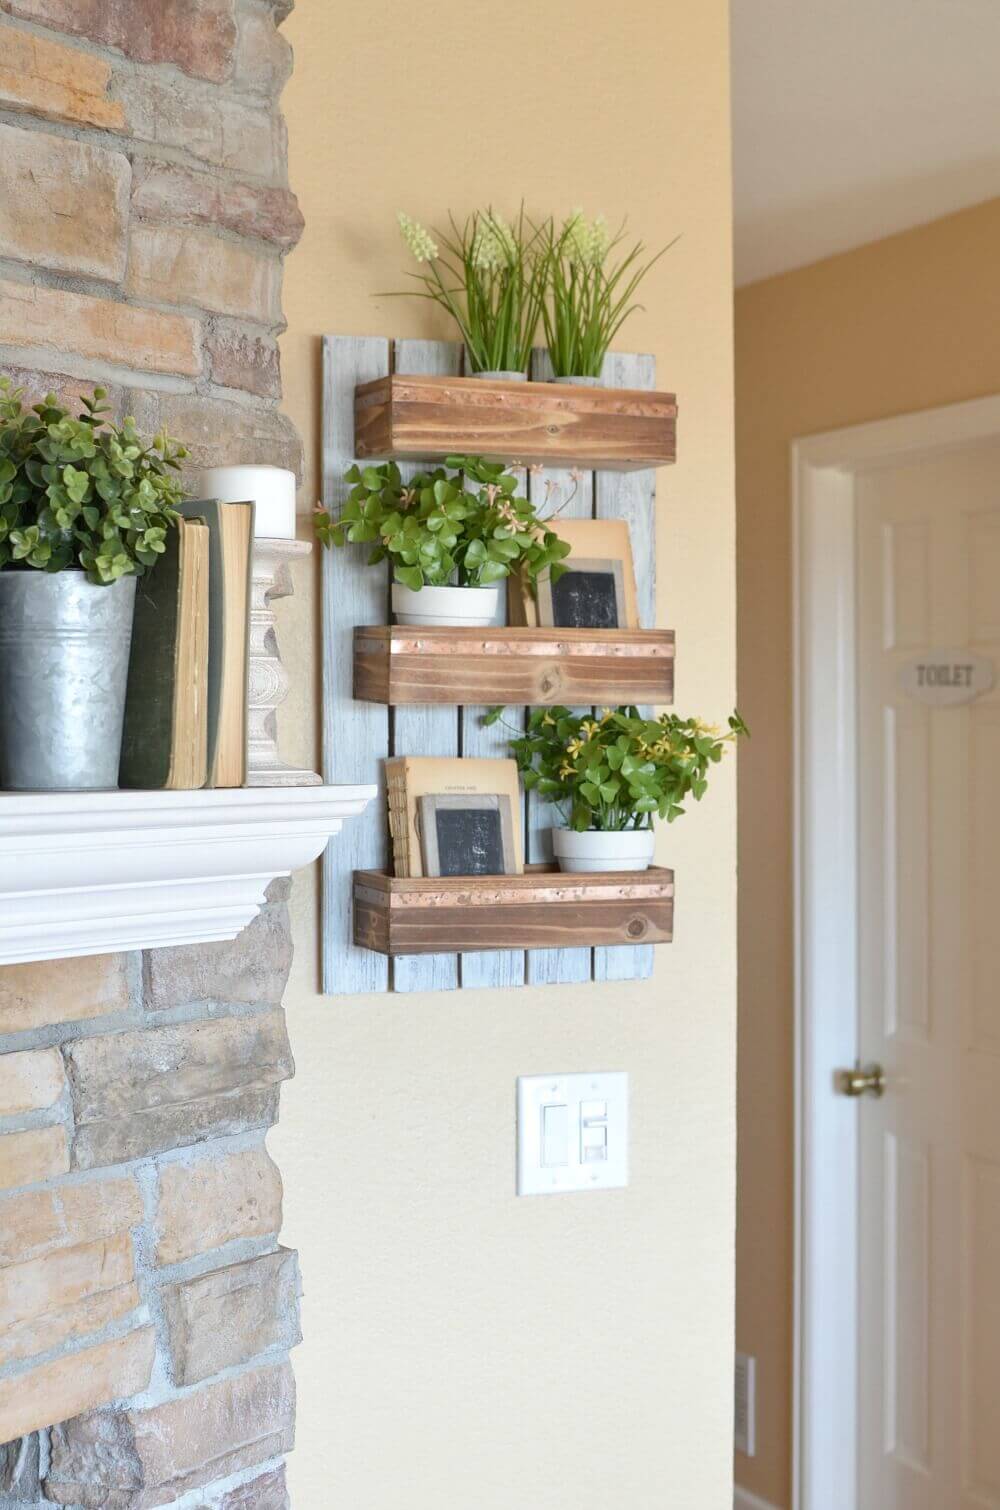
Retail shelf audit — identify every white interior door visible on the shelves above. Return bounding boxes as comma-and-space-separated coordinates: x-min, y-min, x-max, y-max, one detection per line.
855, 440, 1000, 1509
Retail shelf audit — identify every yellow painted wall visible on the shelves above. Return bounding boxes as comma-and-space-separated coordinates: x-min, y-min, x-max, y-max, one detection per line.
735, 196, 1000, 1508
272, 4, 737, 1504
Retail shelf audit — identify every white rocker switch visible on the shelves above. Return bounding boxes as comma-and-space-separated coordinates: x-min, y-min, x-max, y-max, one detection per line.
517, 1073, 628, 1195
541, 1103, 569, 1167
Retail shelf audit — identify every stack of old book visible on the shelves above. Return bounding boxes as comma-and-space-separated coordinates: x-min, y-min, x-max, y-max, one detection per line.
118, 500, 254, 790
385, 756, 524, 878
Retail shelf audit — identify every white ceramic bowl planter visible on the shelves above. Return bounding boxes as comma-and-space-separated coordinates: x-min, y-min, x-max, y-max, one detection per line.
552, 826, 656, 873
391, 582, 500, 628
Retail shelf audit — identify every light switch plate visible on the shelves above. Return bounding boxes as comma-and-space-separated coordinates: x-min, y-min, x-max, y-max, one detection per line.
516, 1071, 628, 1195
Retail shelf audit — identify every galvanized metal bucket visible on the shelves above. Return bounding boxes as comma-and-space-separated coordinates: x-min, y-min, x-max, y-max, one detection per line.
0, 571, 137, 791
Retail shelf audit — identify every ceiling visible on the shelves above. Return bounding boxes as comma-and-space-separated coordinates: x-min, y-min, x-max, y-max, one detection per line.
731, 0, 1000, 285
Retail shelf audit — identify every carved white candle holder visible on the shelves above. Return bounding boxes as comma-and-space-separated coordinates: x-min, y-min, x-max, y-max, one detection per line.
248, 537, 321, 787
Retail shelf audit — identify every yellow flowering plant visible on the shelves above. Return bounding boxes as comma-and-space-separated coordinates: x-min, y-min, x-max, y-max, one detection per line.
540, 212, 679, 379
484, 703, 747, 831
392, 207, 548, 374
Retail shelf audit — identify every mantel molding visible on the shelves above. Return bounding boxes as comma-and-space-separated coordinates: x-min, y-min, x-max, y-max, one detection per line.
0, 785, 376, 965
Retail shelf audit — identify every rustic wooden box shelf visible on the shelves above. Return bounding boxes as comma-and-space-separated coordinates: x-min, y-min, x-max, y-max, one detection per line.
353, 625, 676, 707
354, 373, 677, 471
353, 865, 674, 957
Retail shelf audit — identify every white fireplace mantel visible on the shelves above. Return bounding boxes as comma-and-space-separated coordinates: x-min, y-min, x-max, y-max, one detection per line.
0, 784, 376, 965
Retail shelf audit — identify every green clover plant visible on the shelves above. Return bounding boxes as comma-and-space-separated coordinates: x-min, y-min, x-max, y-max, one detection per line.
316, 455, 572, 592
485, 704, 748, 832
0, 379, 186, 585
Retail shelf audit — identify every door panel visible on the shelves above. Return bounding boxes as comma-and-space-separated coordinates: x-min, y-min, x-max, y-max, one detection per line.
856, 443, 1000, 1510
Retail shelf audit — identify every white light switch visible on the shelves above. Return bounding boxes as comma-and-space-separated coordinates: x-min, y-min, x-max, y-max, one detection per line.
541, 1103, 569, 1167
517, 1072, 628, 1195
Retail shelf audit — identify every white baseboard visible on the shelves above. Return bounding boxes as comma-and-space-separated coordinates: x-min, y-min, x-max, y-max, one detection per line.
735, 1487, 782, 1510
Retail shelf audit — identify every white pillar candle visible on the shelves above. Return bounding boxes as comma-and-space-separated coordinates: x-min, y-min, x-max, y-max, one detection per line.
200, 465, 297, 540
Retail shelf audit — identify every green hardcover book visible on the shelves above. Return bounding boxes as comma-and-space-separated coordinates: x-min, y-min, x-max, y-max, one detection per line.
119, 517, 210, 790
176, 498, 255, 788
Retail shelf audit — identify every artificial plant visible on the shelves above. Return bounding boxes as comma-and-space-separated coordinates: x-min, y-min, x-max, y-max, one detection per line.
0, 379, 186, 584
316, 455, 572, 592
540, 212, 678, 378
486, 703, 747, 831
394, 207, 548, 374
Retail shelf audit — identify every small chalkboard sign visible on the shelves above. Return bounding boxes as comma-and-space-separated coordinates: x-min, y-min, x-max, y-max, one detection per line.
537, 557, 626, 630
418, 793, 518, 877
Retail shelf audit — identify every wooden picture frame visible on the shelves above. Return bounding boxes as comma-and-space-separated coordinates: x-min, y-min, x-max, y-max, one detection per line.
417, 793, 518, 878
510, 517, 640, 629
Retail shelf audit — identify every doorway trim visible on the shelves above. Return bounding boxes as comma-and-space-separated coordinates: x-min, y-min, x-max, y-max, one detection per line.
792, 393, 1000, 1510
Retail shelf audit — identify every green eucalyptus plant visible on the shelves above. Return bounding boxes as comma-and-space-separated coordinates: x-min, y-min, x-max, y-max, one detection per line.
394, 207, 548, 374
0, 379, 186, 585
486, 703, 747, 832
315, 455, 572, 592
540, 212, 678, 378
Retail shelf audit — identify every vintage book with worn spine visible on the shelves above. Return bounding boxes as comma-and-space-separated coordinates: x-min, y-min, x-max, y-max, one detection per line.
177, 499, 254, 788
119, 517, 210, 790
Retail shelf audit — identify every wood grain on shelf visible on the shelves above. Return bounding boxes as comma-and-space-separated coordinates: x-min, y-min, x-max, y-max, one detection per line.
353, 866, 674, 957
352, 626, 676, 707
354, 373, 677, 471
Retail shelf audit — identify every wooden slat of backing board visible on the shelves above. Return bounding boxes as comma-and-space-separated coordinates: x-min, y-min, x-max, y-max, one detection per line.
459, 394, 527, 990
352, 627, 676, 707
353, 373, 677, 469
390, 339, 462, 993
353, 867, 675, 956
594, 351, 658, 983
525, 348, 593, 985
322, 336, 391, 995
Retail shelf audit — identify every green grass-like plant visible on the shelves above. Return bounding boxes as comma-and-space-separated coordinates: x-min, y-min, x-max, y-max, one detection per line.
316, 455, 571, 592
0, 379, 186, 585
540, 212, 678, 379
393, 208, 548, 375
486, 703, 747, 831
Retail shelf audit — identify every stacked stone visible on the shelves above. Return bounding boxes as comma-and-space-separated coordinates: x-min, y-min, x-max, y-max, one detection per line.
0, 887, 299, 1507
0, 1, 304, 1502
0, 0, 303, 469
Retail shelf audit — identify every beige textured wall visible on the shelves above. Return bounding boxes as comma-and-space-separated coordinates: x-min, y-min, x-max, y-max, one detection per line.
272, 4, 737, 1505
734, 196, 1000, 1509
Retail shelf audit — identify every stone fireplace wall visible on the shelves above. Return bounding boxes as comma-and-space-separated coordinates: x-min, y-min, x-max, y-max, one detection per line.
0, 2, 304, 1504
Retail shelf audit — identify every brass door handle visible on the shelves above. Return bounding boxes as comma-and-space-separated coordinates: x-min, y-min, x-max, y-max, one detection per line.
837, 1064, 886, 1099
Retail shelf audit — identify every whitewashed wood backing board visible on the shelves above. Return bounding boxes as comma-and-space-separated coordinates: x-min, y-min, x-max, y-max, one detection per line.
526, 348, 594, 986
391, 339, 462, 993
321, 335, 391, 995
593, 350, 656, 982
321, 337, 660, 994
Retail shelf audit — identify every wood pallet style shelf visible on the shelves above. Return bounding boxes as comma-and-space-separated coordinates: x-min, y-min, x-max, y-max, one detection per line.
322, 334, 667, 995
353, 626, 675, 707
354, 372, 677, 470
354, 866, 674, 956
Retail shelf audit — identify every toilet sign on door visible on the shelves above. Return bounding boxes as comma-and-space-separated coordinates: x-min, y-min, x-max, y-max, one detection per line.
900, 650, 995, 706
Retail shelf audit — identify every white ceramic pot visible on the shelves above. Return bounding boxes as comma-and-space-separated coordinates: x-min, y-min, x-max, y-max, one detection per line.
551, 375, 601, 387
551, 826, 656, 873
470, 370, 527, 382
391, 581, 500, 628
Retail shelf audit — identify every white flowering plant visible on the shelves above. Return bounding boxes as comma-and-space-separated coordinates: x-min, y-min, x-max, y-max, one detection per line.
484, 704, 747, 831
541, 212, 678, 378
315, 454, 572, 592
394, 207, 548, 374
